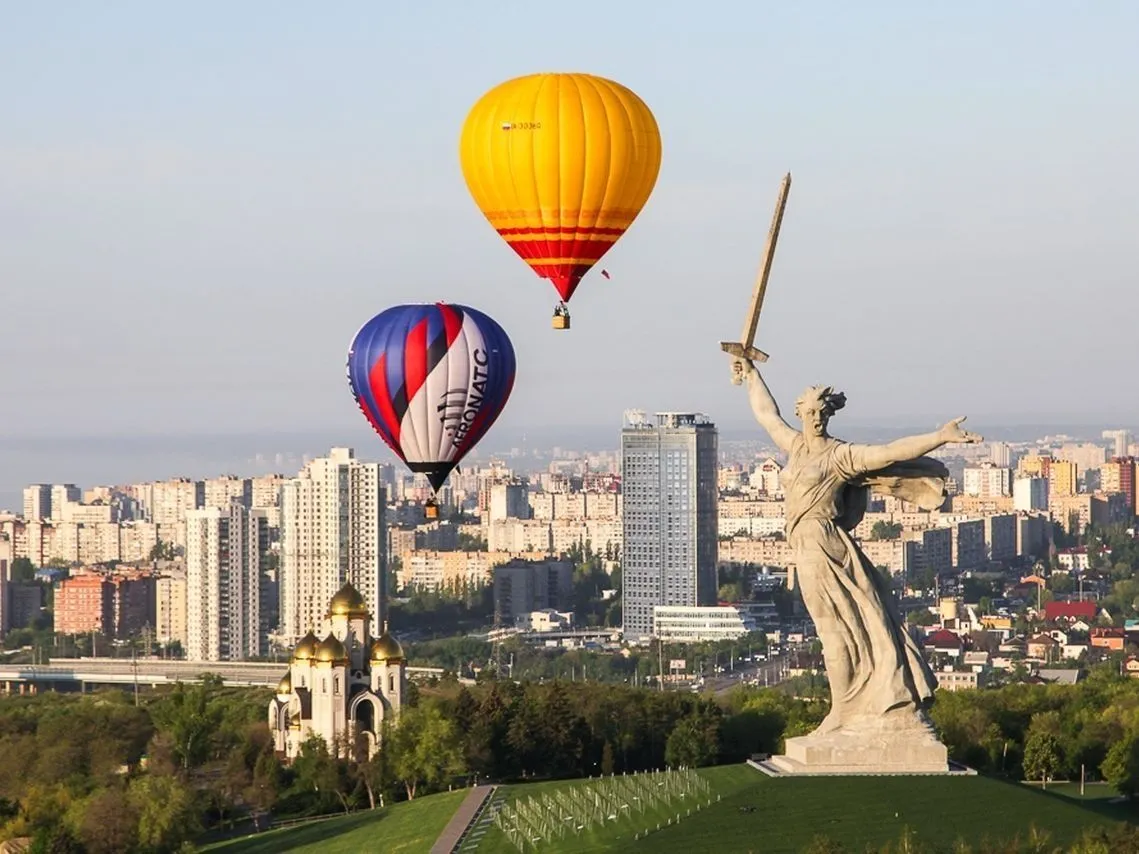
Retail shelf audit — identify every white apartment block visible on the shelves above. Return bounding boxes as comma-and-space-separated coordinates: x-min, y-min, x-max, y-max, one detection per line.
185, 504, 268, 661
489, 482, 529, 521
749, 458, 782, 496
528, 491, 621, 521
155, 569, 188, 648
22, 485, 51, 522
1013, 477, 1049, 512
49, 484, 80, 520
203, 476, 252, 510
279, 448, 386, 644
962, 464, 1011, 498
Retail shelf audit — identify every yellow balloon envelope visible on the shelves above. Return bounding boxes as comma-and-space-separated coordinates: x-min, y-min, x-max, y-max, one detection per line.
459, 72, 662, 304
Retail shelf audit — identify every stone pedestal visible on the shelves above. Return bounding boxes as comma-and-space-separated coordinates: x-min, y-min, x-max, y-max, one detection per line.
761, 712, 952, 776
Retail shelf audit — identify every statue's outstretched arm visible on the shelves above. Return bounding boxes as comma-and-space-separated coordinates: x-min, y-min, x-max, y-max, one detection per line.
858, 417, 983, 471
734, 359, 798, 453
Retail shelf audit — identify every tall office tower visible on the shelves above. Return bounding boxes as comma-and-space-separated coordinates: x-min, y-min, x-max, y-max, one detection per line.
185, 503, 269, 661
279, 448, 386, 643
621, 411, 718, 643
22, 485, 52, 521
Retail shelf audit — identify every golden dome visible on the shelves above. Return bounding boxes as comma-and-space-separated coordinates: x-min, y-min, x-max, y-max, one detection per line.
315, 633, 349, 664
370, 632, 404, 662
328, 582, 369, 618
276, 671, 292, 696
291, 631, 319, 661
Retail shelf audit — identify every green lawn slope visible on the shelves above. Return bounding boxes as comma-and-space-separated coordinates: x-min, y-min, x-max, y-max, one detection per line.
202, 767, 1135, 854
202, 789, 466, 854
472, 765, 1136, 854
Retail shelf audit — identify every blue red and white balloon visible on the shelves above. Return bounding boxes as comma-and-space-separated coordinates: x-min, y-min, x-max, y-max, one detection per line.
347, 303, 516, 492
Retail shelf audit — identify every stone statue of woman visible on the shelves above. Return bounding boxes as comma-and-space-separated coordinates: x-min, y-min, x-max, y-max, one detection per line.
731, 357, 982, 766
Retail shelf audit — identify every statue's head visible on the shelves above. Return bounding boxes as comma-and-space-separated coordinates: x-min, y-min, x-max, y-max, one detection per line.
795, 385, 847, 438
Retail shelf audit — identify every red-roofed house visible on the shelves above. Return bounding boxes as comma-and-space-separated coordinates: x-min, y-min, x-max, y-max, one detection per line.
926, 629, 964, 658
1045, 600, 1098, 623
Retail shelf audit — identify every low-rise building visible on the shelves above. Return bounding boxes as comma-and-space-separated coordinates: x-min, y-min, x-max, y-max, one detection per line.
652, 605, 756, 643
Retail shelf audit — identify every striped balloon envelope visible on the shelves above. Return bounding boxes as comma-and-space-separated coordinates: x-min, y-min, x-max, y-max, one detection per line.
459, 72, 662, 316
347, 303, 516, 493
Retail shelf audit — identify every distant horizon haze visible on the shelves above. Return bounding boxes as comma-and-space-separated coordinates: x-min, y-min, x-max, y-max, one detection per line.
0, 418, 1130, 515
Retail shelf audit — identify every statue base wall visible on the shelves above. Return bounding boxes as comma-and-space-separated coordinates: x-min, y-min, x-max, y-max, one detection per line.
756, 726, 958, 776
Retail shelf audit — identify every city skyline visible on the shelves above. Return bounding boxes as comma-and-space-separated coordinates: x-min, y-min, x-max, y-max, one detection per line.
3, 3, 1138, 441
0, 419, 1136, 516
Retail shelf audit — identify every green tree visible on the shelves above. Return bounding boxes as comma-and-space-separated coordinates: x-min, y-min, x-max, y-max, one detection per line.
664, 711, 720, 768
1023, 728, 1063, 788
148, 681, 223, 770
245, 750, 285, 826
76, 787, 139, 854
128, 775, 200, 852
870, 521, 903, 540
1103, 731, 1139, 799
11, 557, 36, 582
390, 704, 465, 799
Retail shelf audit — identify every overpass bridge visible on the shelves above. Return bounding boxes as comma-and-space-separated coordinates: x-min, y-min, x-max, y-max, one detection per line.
0, 657, 444, 695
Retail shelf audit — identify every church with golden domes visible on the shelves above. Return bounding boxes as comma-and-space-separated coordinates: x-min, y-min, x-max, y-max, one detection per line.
268, 582, 405, 760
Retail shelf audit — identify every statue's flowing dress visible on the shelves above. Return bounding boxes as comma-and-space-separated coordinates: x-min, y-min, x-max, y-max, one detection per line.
781, 436, 939, 732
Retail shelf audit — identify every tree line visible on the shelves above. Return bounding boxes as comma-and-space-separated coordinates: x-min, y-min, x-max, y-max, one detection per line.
4, 668, 1139, 852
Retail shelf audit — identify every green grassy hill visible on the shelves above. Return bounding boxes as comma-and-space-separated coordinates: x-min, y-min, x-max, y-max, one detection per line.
203, 789, 466, 854
475, 766, 1136, 853
205, 766, 1135, 854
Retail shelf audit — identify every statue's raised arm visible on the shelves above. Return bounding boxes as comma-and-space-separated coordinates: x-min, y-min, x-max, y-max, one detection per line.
731, 357, 797, 454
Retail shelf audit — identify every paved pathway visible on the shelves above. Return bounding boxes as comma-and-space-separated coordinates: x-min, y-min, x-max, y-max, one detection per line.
431, 785, 496, 854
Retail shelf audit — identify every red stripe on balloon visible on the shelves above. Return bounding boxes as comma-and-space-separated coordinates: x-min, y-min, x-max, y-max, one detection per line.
403, 317, 429, 404
367, 353, 403, 447
438, 302, 463, 348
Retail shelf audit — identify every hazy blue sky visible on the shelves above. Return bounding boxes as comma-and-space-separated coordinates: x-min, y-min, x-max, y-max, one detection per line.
3, 1, 1137, 443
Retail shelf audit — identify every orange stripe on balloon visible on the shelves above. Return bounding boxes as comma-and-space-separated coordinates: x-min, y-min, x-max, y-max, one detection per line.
524, 258, 607, 267
501, 233, 621, 245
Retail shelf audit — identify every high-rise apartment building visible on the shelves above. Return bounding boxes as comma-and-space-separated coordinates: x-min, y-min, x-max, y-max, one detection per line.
185, 503, 269, 661
988, 442, 1012, 468
155, 569, 188, 649
22, 485, 51, 522
1017, 454, 1052, 479
962, 463, 1011, 498
1013, 477, 1049, 512
50, 484, 81, 520
1049, 460, 1078, 498
0, 534, 10, 637
1104, 430, 1131, 459
1102, 457, 1138, 515
621, 411, 718, 643
279, 448, 386, 644
489, 481, 530, 521
203, 476, 253, 510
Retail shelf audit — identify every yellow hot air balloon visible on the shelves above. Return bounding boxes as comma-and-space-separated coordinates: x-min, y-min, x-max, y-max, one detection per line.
459, 72, 662, 329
